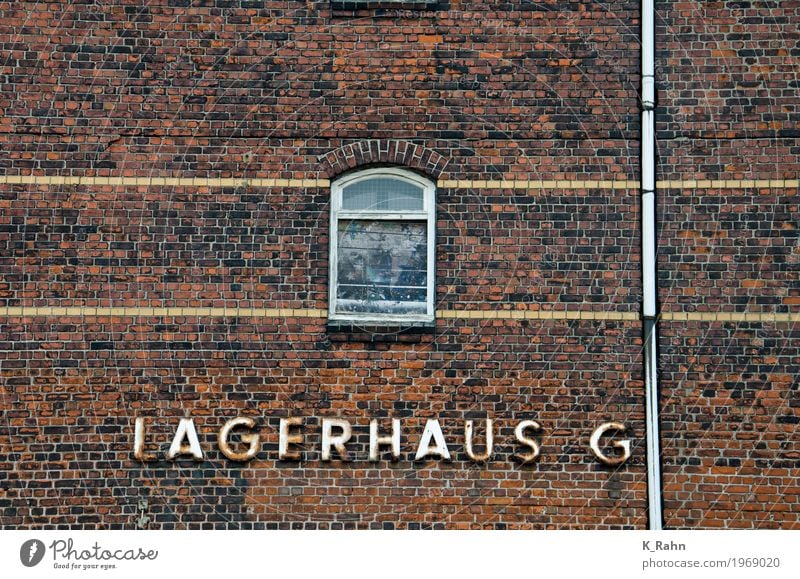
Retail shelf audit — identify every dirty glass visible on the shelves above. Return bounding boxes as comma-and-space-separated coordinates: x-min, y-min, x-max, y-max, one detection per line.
341, 178, 424, 211
336, 220, 427, 315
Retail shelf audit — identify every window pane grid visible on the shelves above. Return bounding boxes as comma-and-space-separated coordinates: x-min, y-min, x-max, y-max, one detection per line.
342, 177, 424, 211
331, 169, 434, 322
336, 220, 428, 315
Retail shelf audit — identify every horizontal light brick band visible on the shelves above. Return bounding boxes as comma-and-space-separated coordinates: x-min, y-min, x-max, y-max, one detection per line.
437, 179, 639, 189
0, 175, 328, 188
655, 179, 799, 190
0, 306, 636, 320
0, 306, 327, 318
660, 312, 799, 323
3, 307, 795, 323
437, 310, 639, 321
1, 175, 797, 190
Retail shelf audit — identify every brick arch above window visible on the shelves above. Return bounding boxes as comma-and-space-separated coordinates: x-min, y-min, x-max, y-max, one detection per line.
318, 140, 448, 180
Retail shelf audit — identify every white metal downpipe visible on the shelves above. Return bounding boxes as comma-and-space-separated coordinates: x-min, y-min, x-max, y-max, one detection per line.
641, 0, 663, 530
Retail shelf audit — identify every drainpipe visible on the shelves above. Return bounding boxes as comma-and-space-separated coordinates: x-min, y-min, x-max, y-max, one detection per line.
641, 0, 663, 530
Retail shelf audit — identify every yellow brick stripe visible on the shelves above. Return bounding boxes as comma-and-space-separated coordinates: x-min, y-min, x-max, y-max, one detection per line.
439, 179, 797, 190
656, 179, 799, 190
0, 307, 796, 323
1, 175, 797, 190
0, 175, 328, 188
0, 306, 635, 320
660, 312, 799, 323
436, 180, 640, 189
437, 310, 639, 321
0, 306, 327, 318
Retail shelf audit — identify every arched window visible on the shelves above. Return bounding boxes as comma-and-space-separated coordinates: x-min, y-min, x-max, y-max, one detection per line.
329, 168, 435, 323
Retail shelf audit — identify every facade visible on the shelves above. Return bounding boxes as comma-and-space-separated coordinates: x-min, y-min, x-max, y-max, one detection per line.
0, 0, 797, 529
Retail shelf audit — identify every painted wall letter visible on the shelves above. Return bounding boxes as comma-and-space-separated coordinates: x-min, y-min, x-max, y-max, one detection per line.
590, 422, 631, 466
514, 419, 542, 463
166, 418, 204, 461
219, 417, 260, 461
464, 419, 494, 462
279, 417, 304, 460
321, 418, 352, 461
414, 419, 451, 461
369, 418, 401, 461
133, 417, 156, 462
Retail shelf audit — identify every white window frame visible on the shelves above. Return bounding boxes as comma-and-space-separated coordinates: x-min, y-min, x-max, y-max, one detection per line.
329, 167, 435, 324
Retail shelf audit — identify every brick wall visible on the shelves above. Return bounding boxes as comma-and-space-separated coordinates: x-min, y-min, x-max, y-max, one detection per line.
657, 1, 799, 528
0, 0, 796, 529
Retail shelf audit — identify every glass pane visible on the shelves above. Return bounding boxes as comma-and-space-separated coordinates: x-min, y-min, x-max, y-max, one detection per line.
342, 177, 424, 211
336, 220, 428, 315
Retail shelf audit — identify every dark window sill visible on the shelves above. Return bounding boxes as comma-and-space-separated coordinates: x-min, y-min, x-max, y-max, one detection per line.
326, 320, 435, 343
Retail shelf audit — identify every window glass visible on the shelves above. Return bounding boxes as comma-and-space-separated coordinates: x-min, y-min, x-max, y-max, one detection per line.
330, 168, 435, 323
342, 178, 424, 211
336, 220, 427, 314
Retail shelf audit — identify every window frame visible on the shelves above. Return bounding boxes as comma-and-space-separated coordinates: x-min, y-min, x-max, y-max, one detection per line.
329, 167, 436, 325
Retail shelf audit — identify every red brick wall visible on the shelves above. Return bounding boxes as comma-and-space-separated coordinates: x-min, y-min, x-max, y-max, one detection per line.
657, 1, 800, 529
1, 0, 796, 530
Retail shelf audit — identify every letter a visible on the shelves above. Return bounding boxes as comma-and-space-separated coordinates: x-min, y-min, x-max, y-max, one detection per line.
414, 419, 451, 461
